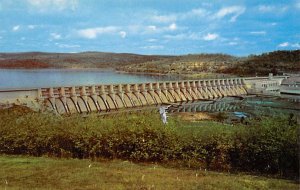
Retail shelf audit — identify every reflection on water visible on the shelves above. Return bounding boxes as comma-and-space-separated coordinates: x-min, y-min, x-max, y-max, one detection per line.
168, 95, 300, 118
0, 69, 178, 89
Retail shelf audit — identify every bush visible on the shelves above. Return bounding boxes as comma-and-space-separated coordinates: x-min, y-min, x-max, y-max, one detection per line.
229, 117, 299, 177
0, 106, 298, 178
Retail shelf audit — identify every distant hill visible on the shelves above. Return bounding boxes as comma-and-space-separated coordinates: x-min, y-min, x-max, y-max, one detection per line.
220, 50, 300, 76
0, 50, 299, 76
120, 53, 241, 74
0, 52, 171, 69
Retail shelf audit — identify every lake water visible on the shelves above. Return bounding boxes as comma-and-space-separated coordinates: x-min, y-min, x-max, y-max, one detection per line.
0, 69, 179, 89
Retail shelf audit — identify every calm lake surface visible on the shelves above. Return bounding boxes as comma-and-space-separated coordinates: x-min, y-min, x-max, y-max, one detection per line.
0, 69, 179, 89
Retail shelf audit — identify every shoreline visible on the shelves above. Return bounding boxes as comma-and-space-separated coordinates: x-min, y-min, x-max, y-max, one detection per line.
116, 69, 175, 77
0, 67, 116, 71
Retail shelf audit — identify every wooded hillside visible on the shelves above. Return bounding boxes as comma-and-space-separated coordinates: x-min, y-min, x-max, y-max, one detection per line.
0, 50, 299, 76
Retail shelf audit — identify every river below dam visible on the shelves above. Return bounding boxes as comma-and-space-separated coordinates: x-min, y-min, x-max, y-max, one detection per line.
100, 94, 300, 123
168, 95, 300, 115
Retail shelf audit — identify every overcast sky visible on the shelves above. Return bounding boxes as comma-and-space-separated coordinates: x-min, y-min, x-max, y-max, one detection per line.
0, 0, 299, 55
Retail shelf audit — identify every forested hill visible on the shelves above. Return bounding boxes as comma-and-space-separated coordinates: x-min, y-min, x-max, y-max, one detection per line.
0, 50, 299, 76
220, 50, 300, 75
0, 52, 171, 69
120, 50, 300, 76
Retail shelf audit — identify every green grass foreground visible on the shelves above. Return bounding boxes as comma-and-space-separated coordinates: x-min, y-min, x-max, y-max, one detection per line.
1, 155, 298, 190
0, 106, 299, 180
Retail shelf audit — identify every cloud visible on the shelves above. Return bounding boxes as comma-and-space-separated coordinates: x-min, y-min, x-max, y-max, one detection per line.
164, 32, 220, 41
164, 33, 189, 40
129, 24, 167, 34
149, 6, 246, 24
250, 31, 266, 35
28, 25, 36, 29
296, 0, 300, 9
164, 33, 202, 40
228, 42, 238, 46
188, 8, 208, 17
143, 23, 178, 34
258, 5, 273, 12
147, 25, 157, 31
12, 25, 20, 31
164, 32, 221, 41
168, 23, 177, 31
119, 31, 126, 38
147, 39, 157, 42
203, 33, 219, 41
55, 43, 80, 48
27, 0, 78, 12
179, 8, 209, 20
258, 5, 288, 13
141, 45, 164, 50
50, 32, 62, 40
277, 42, 300, 48
278, 42, 289, 47
144, 25, 165, 33
213, 6, 246, 22
291, 43, 300, 48
151, 14, 177, 23
149, 8, 208, 23
77, 26, 119, 39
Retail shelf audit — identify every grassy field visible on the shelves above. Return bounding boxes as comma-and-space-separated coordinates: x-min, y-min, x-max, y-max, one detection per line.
1, 155, 298, 190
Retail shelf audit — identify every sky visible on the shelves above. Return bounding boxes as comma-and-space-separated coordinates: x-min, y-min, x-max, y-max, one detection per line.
0, 0, 299, 56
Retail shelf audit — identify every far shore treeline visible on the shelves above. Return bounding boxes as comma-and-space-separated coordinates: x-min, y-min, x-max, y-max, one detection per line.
0, 50, 299, 76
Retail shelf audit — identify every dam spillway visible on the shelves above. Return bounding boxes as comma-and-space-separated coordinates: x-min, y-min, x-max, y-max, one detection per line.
0, 75, 288, 114
42, 78, 248, 114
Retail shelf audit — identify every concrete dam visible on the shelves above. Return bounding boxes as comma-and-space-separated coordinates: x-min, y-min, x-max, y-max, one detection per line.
0, 75, 288, 114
